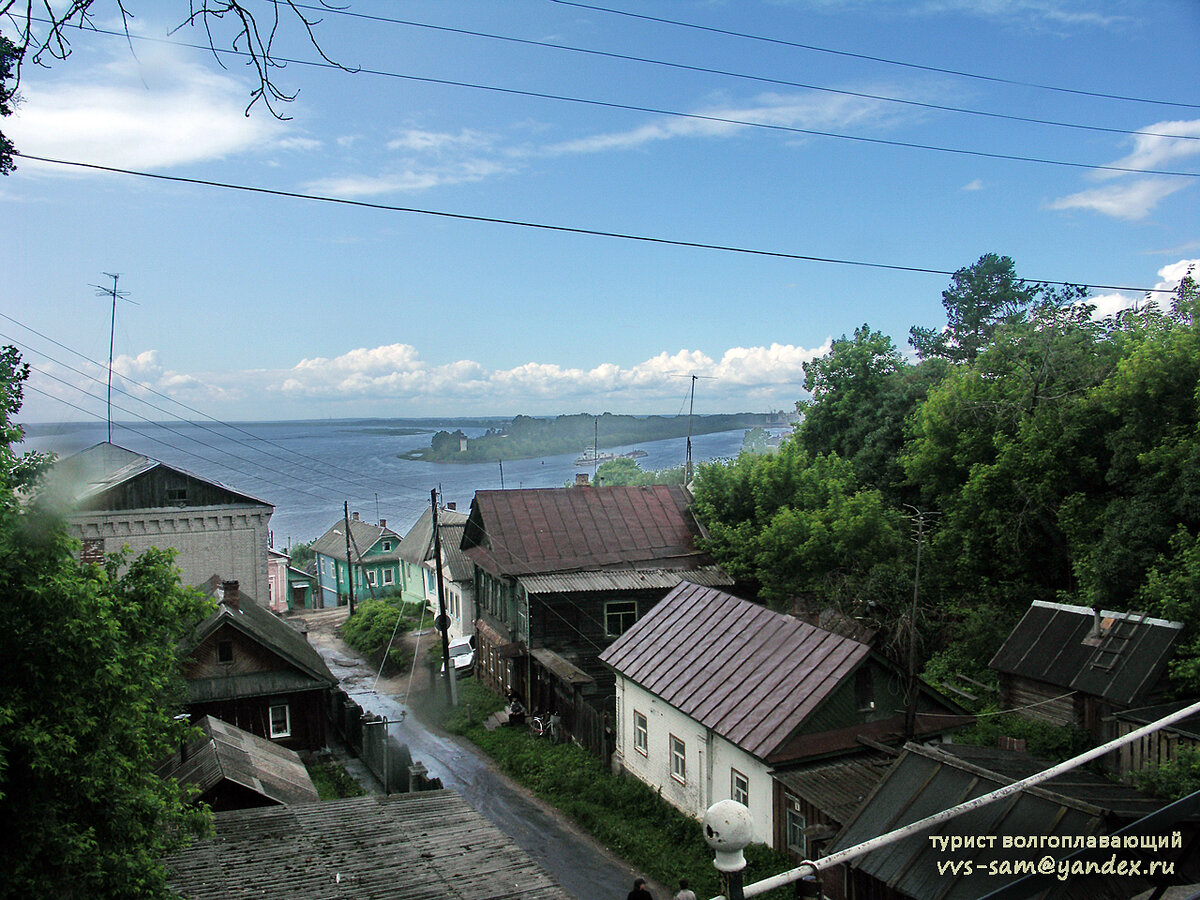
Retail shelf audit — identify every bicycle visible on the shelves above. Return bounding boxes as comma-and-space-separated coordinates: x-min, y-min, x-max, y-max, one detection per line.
529, 711, 564, 743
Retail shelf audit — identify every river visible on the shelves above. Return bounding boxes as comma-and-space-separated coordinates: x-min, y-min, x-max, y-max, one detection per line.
21, 418, 774, 546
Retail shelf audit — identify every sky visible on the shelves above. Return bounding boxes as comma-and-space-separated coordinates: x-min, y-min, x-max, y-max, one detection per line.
2, 0, 1198, 425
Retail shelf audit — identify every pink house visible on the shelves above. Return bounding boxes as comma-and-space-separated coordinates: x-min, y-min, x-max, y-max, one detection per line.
267, 547, 290, 613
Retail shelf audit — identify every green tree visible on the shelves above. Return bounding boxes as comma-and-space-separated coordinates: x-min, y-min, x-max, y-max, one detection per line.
0, 346, 213, 897
910, 253, 1040, 363
0, 35, 16, 175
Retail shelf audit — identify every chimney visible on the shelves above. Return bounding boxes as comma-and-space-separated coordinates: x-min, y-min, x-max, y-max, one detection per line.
575, 473, 590, 486
379, 518, 386, 529
352, 511, 359, 522
221, 580, 240, 610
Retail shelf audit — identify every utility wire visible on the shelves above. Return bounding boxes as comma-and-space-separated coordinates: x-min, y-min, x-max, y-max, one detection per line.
0, 310, 424, 502
36, 22, 1200, 178
14, 152, 1180, 296
547, 0, 1200, 112
285, 3, 1199, 142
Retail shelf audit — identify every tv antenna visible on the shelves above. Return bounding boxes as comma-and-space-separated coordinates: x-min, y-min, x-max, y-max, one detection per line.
91, 273, 138, 443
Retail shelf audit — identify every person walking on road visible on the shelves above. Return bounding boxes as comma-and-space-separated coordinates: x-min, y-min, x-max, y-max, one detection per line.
673, 877, 697, 900
627, 876, 653, 900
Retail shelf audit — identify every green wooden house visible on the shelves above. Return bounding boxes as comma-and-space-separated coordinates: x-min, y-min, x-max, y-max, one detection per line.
310, 513, 403, 608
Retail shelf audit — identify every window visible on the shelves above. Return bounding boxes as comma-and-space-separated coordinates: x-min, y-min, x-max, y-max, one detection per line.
383, 568, 394, 586
732, 769, 749, 806
605, 600, 639, 636
785, 794, 807, 855
382, 540, 392, 552
855, 666, 875, 711
633, 711, 648, 756
165, 486, 189, 503
217, 640, 233, 664
269, 703, 291, 739
81, 537, 105, 564
670, 735, 686, 784
367, 570, 377, 586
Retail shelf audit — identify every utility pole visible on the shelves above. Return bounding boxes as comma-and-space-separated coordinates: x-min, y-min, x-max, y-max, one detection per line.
432, 489, 454, 706
685, 375, 696, 484
91, 273, 135, 443
903, 506, 938, 739
343, 501, 355, 616
498, 458, 505, 490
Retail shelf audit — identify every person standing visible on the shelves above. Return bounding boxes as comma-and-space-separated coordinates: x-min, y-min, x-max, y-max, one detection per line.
673, 877, 697, 900
627, 876, 653, 900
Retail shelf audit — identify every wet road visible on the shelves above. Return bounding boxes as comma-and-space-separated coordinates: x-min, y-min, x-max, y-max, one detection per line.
316, 637, 661, 900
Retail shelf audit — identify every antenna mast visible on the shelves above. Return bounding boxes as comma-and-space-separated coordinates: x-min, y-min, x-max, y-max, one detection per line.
91, 273, 135, 443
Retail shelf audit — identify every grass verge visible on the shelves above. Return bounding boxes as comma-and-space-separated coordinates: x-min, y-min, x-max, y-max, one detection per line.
305, 757, 367, 801
435, 682, 795, 899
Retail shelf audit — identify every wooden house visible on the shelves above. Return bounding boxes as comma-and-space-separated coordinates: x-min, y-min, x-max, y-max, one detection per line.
165, 792, 571, 899
990, 600, 1183, 739
183, 578, 337, 751
155, 715, 319, 811
826, 742, 1190, 900
460, 484, 731, 746
600, 582, 966, 863
45, 441, 273, 601
310, 512, 403, 608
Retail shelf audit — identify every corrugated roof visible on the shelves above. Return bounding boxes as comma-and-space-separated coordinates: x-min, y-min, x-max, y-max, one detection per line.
990, 600, 1182, 706
158, 716, 319, 806
166, 792, 571, 899
463, 485, 712, 577
516, 565, 733, 595
439, 520, 474, 582
600, 583, 869, 760
827, 742, 1158, 900
773, 754, 893, 825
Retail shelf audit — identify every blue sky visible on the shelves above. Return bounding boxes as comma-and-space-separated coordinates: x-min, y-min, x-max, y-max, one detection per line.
3, 0, 1198, 424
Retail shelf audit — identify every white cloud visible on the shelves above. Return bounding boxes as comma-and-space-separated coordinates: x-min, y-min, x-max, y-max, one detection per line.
962, 179, 984, 191
1096, 120, 1200, 179
304, 159, 511, 197
1048, 178, 1189, 221
1084, 258, 1200, 318
6, 45, 288, 170
386, 129, 494, 153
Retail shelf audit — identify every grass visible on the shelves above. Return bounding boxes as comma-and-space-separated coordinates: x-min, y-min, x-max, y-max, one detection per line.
432, 682, 795, 899
305, 757, 367, 801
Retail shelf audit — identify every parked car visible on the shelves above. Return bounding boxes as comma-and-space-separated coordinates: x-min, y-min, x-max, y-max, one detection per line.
441, 635, 475, 677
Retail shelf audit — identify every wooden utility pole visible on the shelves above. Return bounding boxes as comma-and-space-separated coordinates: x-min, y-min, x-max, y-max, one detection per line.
432, 489, 454, 706
343, 501, 355, 616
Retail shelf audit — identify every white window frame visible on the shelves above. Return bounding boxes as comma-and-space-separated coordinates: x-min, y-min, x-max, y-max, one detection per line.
670, 735, 686, 784
633, 711, 648, 757
269, 703, 291, 739
367, 569, 377, 586
383, 568, 394, 586
732, 768, 749, 806
382, 540, 392, 552
785, 793, 807, 856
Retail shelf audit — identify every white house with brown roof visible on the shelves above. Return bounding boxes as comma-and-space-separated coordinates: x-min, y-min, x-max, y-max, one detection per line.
600, 583, 965, 849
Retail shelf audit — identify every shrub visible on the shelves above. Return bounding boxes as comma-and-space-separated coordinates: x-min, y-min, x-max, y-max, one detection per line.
1132, 746, 1200, 800
341, 599, 418, 671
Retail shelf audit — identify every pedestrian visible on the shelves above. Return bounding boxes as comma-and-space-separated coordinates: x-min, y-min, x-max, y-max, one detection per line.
673, 877, 697, 900
627, 876, 653, 900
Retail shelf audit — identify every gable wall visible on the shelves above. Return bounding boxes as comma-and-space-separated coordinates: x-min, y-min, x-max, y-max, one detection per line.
183, 622, 293, 680
615, 675, 775, 843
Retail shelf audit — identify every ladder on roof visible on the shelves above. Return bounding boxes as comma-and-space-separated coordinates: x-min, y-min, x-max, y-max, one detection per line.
1089, 611, 1148, 671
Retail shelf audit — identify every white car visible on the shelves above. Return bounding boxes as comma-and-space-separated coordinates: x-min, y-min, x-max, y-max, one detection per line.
442, 635, 475, 677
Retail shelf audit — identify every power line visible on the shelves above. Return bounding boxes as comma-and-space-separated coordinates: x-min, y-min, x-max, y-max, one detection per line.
547, 0, 1200, 112
285, 3, 1199, 143
13, 152, 1179, 296
38, 22, 1200, 179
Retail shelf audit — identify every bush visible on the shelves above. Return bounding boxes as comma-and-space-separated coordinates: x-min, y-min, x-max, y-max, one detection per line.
305, 758, 366, 800
341, 599, 421, 671
954, 711, 1093, 762
1132, 746, 1200, 800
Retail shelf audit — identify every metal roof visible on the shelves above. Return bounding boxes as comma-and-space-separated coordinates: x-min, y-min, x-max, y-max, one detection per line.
827, 742, 1164, 900
438, 520, 474, 583
166, 792, 572, 899
516, 565, 733, 595
600, 582, 870, 760
157, 716, 318, 807
463, 485, 712, 577
772, 754, 894, 825
48, 441, 272, 508
990, 600, 1182, 706
530, 648, 594, 686
309, 517, 404, 564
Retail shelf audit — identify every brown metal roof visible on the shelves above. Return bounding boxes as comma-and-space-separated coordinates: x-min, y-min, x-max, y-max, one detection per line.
990, 600, 1182, 706
600, 583, 870, 760
515, 565, 733, 595
462, 485, 711, 577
